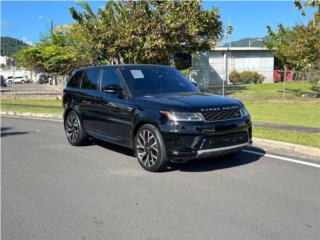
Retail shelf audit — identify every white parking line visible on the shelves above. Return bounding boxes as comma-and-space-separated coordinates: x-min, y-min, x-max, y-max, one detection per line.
242, 149, 320, 168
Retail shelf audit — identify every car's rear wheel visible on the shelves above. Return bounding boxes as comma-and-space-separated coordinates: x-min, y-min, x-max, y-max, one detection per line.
134, 124, 168, 172
64, 110, 88, 146
21, 80, 25, 84
8, 80, 12, 85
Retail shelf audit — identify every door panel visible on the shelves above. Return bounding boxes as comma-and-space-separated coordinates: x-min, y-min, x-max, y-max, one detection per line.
77, 68, 100, 131
95, 92, 133, 145
78, 89, 98, 130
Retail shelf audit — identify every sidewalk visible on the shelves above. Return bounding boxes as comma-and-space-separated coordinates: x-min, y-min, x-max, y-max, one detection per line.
254, 122, 320, 133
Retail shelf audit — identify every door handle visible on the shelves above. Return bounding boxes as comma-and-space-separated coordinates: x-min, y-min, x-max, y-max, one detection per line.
80, 99, 91, 104
106, 102, 117, 108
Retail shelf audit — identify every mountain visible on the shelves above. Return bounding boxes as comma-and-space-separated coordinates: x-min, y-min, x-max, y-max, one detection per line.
1, 36, 29, 57
223, 37, 266, 47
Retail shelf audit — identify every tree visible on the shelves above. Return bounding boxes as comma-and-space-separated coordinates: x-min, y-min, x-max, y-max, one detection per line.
265, 0, 320, 70
16, 0, 223, 76
294, 0, 320, 22
16, 37, 79, 76
69, 0, 223, 65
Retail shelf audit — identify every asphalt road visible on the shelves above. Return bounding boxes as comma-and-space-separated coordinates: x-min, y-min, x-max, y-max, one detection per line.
2, 117, 320, 240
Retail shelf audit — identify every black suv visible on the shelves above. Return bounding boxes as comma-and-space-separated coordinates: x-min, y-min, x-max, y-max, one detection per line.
63, 64, 252, 171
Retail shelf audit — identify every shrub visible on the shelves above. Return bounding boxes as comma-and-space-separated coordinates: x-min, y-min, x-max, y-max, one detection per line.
229, 70, 241, 84
229, 70, 265, 84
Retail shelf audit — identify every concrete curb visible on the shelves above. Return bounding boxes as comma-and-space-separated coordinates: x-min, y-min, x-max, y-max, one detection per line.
1, 112, 319, 159
253, 137, 320, 160
1, 111, 62, 121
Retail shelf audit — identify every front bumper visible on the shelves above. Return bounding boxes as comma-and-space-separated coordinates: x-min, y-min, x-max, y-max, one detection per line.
160, 117, 252, 161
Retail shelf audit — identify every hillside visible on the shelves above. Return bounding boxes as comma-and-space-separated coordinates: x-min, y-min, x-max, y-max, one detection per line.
224, 37, 266, 47
1, 36, 29, 57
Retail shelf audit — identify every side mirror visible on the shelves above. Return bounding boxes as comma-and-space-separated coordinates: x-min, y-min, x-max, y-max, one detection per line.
103, 84, 123, 94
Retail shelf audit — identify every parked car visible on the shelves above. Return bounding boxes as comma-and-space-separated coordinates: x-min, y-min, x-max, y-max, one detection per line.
63, 65, 252, 172
1, 75, 7, 87
6, 76, 28, 84
35, 73, 50, 84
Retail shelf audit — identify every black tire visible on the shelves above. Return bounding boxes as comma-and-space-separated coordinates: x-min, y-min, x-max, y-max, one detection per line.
21, 80, 25, 84
8, 80, 12, 85
64, 110, 88, 146
134, 124, 168, 172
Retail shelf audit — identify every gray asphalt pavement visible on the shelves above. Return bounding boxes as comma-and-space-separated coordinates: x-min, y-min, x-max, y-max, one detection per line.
1, 116, 320, 240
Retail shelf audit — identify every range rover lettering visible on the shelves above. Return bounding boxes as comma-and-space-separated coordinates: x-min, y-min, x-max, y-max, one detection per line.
63, 65, 252, 172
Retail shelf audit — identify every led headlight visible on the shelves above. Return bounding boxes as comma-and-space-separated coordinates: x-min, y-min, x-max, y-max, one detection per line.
240, 107, 249, 117
160, 111, 204, 121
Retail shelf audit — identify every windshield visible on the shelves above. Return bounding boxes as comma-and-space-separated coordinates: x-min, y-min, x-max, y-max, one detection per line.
119, 66, 198, 96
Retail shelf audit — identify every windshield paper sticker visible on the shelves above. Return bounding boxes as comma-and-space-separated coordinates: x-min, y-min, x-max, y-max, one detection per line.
130, 70, 144, 79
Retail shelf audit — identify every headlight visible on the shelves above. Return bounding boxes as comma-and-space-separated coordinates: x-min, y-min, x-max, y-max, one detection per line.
160, 111, 204, 121
240, 107, 249, 117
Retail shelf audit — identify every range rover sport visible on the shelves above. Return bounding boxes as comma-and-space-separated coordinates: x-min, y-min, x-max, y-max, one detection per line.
63, 64, 252, 171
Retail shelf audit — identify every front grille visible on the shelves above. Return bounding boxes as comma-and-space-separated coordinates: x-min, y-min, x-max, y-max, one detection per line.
202, 132, 248, 149
201, 109, 241, 121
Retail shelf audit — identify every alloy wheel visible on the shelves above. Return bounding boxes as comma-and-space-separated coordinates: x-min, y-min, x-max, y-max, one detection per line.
65, 111, 80, 143
136, 129, 159, 167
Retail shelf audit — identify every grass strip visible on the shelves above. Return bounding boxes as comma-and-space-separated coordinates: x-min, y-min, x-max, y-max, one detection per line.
254, 127, 320, 148
244, 102, 320, 128
1, 98, 62, 107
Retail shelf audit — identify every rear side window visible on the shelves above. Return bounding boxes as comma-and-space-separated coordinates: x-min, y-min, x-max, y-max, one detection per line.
100, 68, 121, 91
81, 68, 99, 90
67, 70, 83, 88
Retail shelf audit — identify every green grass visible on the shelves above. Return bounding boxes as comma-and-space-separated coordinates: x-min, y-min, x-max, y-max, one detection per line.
254, 127, 320, 148
208, 81, 320, 147
1, 98, 62, 115
1, 98, 62, 107
244, 102, 320, 128
225, 81, 319, 101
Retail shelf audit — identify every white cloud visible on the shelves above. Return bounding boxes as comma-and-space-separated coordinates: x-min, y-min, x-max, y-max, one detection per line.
21, 37, 34, 46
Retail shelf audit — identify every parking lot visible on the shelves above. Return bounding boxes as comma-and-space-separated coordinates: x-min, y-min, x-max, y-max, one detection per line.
1, 116, 319, 240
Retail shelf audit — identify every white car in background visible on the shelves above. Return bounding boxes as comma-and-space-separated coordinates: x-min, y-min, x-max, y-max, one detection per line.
6, 76, 28, 84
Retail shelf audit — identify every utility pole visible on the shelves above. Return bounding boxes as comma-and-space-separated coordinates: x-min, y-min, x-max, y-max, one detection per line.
224, 24, 233, 96
39, 16, 54, 33
283, 65, 287, 98
50, 19, 54, 33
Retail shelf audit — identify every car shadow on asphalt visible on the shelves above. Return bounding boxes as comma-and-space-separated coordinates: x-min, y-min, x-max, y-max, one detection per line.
93, 139, 134, 157
93, 138, 265, 172
168, 147, 265, 172
0, 127, 31, 137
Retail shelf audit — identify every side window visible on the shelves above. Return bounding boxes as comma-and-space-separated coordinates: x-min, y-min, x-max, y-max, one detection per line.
81, 68, 99, 90
67, 70, 83, 88
101, 68, 122, 91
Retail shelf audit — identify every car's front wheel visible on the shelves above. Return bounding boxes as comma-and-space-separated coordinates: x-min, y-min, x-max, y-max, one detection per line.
134, 124, 168, 172
64, 110, 88, 146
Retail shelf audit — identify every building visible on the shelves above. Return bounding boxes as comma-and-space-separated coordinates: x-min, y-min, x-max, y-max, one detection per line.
0, 55, 15, 67
190, 47, 274, 85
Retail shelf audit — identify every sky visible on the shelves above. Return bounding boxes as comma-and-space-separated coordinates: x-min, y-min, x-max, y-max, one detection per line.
1, 0, 316, 45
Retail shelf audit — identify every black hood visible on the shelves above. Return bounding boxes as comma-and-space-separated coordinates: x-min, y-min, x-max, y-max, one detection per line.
133, 92, 243, 112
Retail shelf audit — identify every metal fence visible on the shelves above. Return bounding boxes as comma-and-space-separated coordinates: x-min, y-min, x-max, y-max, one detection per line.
187, 69, 320, 99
